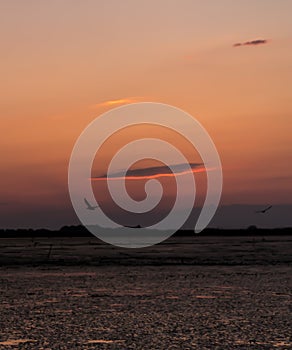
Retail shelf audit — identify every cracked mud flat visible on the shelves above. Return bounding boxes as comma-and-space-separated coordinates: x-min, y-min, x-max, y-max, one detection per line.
0, 236, 291, 349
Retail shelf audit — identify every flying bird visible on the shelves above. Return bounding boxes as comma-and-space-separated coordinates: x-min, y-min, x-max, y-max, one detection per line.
84, 198, 98, 210
255, 205, 272, 214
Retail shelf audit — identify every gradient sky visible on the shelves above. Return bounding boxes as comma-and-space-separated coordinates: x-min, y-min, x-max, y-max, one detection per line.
1, 0, 292, 228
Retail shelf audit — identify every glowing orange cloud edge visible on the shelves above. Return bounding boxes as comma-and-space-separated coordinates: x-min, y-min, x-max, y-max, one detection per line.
91, 97, 143, 109
91, 167, 216, 181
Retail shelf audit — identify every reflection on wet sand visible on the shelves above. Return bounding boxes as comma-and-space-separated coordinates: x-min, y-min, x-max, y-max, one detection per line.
86, 339, 125, 344
0, 235, 291, 349
0, 339, 36, 345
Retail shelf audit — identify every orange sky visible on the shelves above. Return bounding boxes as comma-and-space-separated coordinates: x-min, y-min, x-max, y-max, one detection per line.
0, 1, 292, 228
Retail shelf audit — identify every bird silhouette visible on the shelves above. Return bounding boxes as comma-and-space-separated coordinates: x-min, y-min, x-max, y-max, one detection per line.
255, 205, 272, 214
84, 198, 98, 210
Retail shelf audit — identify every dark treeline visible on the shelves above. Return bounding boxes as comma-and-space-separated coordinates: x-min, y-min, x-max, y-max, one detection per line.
0, 225, 291, 238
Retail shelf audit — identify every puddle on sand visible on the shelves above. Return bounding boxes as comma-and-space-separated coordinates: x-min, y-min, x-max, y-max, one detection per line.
0, 339, 36, 345
35, 298, 59, 305
1, 272, 96, 278
273, 341, 292, 347
166, 296, 179, 300
234, 340, 291, 347
54, 309, 72, 314
234, 340, 268, 346
86, 339, 125, 344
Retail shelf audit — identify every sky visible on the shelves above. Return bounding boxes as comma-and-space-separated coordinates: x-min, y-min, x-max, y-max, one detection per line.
0, 0, 292, 229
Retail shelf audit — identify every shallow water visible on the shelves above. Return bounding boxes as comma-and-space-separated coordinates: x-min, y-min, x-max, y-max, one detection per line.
0, 264, 291, 349
0, 236, 291, 348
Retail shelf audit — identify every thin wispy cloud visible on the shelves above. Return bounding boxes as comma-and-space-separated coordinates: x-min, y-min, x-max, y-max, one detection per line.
91, 97, 143, 109
91, 163, 213, 181
233, 39, 269, 47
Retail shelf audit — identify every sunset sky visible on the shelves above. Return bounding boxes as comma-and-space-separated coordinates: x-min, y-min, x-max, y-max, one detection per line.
1, 0, 292, 228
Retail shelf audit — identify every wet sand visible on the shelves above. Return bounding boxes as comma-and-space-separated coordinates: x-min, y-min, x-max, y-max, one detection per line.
0, 236, 291, 349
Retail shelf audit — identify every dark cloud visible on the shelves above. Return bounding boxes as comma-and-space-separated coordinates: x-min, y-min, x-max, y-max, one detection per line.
233, 39, 268, 47
94, 163, 203, 179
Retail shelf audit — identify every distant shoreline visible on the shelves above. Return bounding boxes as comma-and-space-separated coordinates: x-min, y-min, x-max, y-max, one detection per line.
0, 225, 291, 238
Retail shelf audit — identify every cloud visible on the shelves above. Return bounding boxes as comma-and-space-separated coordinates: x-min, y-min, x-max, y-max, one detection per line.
233, 39, 268, 47
92, 163, 208, 181
91, 97, 142, 109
